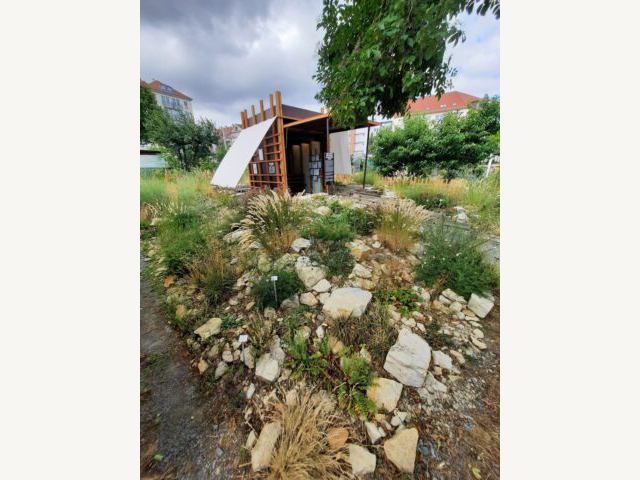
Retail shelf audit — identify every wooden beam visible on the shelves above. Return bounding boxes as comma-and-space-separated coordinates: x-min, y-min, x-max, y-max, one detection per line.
275, 91, 283, 117
259, 99, 266, 121
269, 94, 275, 116
251, 105, 257, 125
240, 110, 247, 129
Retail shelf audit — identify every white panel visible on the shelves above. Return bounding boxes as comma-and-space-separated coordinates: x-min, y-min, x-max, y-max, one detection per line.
330, 131, 352, 175
211, 117, 276, 188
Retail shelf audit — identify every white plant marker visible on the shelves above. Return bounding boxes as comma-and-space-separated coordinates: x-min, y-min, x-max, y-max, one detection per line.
239, 334, 248, 362
271, 275, 278, 304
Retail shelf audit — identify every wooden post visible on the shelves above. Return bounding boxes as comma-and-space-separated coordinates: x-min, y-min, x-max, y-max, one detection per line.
275, 91, 288, 192
259, 99, 266, 121
251, 105, 257, 125
269, 94, 275, 117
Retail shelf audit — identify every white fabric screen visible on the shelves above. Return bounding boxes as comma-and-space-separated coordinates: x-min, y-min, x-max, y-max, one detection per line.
211, 117, 276, 188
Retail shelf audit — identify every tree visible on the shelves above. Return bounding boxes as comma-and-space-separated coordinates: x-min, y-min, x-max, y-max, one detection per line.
149, 113, 220, 171
314, 0, 500, 127
140, 85, 163, 144
370, 96, 499, 178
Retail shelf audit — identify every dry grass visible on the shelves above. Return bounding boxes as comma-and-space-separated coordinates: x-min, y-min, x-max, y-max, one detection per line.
376, 198, 430, 251
265, 389, 350, 480
234, 190, 304, 255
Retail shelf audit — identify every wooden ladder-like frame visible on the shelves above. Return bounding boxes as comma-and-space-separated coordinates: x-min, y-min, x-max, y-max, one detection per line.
240, 91, 288, 192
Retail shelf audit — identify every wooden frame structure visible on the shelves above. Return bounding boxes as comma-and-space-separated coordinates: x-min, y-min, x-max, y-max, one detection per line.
240, 91, 378, 193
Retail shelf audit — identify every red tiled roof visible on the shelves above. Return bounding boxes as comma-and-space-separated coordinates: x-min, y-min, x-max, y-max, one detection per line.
140, 79, 192, 101
406, 91, 481, 114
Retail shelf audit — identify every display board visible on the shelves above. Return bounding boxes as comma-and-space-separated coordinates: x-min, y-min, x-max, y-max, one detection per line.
324, 152, 334, 183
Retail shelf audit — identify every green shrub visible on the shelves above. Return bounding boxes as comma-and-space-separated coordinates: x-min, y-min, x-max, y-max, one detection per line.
286, 335, 329, 379
140, 177, 169, 206
309, 239, 354, 278
306, 213, 354, 242
157, 203, 206, 274
246, 315, 273, 357
252, 270, 304, 309
235, 190, 304, 255
374, 287, 420, 316
415, 220, 498, 298
337, 353, 376, 417
187, 245, 236, 310
345, 207, 381, 235
352, 170, 380, 186
376, 198, 429, 251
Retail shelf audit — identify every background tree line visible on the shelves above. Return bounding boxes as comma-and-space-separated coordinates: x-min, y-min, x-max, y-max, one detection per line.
370, 96, 500, 179
140, 85, 221, 171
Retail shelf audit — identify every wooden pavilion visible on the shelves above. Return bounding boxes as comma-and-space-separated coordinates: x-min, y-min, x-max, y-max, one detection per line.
212, 90, 377, 193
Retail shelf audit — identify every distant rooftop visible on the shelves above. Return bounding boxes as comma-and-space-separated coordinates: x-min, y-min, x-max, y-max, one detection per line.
141, 79, 192, 101
406, 91, 482, 115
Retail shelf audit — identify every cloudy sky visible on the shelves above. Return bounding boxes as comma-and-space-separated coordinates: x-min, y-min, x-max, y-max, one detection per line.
141, 0, 500, 127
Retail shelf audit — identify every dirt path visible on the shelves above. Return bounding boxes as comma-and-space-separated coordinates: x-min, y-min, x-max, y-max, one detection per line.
140, 260, 242, 479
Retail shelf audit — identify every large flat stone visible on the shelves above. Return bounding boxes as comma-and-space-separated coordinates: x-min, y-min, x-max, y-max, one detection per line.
468, 293, 494, 318
384, 427, 418, 473
255, 353, 280, 382
348, 444, 376, 476
296, 265, 327, 290
367, 377, 403, 412
383, 328, 432, 387
251, 421, 281, 472
193, 317, 222, 340
322, 287, 372, 320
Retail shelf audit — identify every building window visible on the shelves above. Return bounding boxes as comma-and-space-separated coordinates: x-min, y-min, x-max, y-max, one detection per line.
184, 100, 188, 107
162, 95, 170, 107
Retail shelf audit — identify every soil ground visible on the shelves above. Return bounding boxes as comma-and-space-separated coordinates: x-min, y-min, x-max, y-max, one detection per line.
140, 258, 244, 479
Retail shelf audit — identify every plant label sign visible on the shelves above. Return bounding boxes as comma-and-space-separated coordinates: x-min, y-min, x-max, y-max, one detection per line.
238, 334, 249, 344
270, 276, 278, 282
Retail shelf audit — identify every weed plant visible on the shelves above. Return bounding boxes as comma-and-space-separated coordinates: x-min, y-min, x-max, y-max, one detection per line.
252, 270, 304, 309
415, 220, 498, 298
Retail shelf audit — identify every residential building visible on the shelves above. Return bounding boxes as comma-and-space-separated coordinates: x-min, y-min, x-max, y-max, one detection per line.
219, 124, 242, 149
140, 79, 194, 120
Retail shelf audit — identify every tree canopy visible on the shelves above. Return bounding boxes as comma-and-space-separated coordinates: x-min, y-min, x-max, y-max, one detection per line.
370, 96, 499, 178
140, 85, 163, 144
148, 113, 220, 171
314, 0, 500, 127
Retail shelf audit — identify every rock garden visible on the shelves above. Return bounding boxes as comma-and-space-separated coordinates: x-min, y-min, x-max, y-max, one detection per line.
140, 173, 500, 478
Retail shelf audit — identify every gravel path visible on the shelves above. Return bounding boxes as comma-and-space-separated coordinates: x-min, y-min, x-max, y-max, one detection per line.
140, 258, 240, 479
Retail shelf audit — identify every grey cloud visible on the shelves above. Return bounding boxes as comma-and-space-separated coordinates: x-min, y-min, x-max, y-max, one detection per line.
141, 0, 324, 126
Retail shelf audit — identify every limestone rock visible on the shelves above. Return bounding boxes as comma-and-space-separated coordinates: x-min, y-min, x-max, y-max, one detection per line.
242, 345, 255, 369
383, 328, 432, 387
291, 237, 311, 253
365, 421, 383, 443
263, 307, 276, 320
352, 263, 372, 279
194, 317, 222, 341
468, 293, 494, 318
327, 427, 349, 449
442, 288, 465, 304
280, 294, 299, 313
245, 430, 257, 449
214, 361, 228, 379
327, 335, 346, 354
348, 444, 376, 476
316, 325, 325, 339
367, 377, 403, 412
312, 278, 331, 293
322, 287, 372, 320
197, 358, 209, 374
432, 350, 453, 370
255, 353, 280, 382
426, 372, 447, 393
449, 349, 466, 365
317, 292, 331, 304
300, 292, 318, 306
251, 422, 281, 472
384, 427, 418, 473
246, 383, 256, 399
222, 349, 233, 363
296, 266, 327, 290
